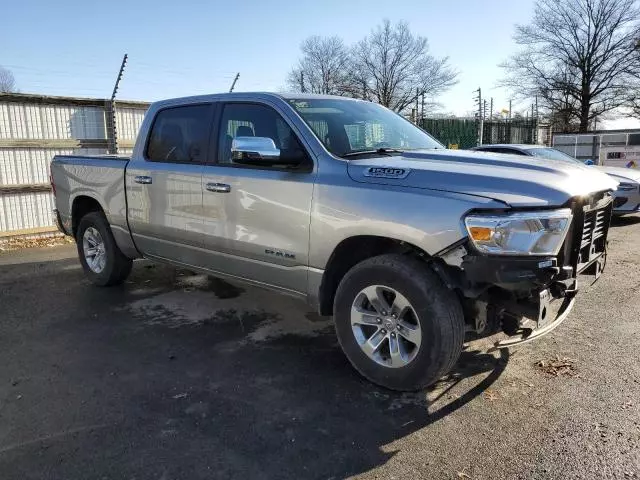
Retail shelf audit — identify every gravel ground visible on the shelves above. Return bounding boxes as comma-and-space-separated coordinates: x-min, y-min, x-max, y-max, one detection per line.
0, 217, 639, 480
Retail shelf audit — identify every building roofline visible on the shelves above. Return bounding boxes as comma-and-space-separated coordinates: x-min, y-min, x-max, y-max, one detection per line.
0, 92, 150, 108
554, 128, 640, 136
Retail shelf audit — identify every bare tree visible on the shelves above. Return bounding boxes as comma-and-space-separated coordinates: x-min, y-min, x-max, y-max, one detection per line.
352, 20, 458, 112
628, 38, 640, 118
0, 66, 16, 93
501, 0, 640, 132
287, 36, 353, 95
630, 97, 640, 117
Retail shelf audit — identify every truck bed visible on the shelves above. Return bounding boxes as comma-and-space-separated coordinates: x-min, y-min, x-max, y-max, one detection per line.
50, 154, 131, 240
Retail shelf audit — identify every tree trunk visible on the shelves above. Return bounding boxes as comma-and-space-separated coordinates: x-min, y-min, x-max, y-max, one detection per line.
579, 88, 590, 133
579, 105, 590, 132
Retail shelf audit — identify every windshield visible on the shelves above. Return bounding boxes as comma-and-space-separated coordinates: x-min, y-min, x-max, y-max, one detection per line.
525, 147, 582, 164
287, 98, 443, 158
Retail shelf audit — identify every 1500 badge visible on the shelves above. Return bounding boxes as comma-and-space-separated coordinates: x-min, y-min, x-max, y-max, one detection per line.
363, 167, 410, 179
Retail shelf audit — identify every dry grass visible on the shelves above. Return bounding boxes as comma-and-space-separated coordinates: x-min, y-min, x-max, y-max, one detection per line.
0, 235, 74, 252
534, 355, 578, 377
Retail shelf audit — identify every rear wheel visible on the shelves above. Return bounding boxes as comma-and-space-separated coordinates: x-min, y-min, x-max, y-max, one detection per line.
76, 211, 133, 286
334, 254, 465, 391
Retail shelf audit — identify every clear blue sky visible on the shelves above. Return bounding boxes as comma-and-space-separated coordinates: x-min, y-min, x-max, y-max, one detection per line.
0, 0, 555, 117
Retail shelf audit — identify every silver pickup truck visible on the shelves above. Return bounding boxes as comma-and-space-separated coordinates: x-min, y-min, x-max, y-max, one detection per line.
51, 93, 617, 391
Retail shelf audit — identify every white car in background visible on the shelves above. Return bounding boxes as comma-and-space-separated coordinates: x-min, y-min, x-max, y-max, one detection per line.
472, 144, 640, 215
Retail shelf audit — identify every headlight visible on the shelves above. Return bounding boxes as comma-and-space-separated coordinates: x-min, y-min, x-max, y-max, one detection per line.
617, 182, 638, 192
464, 209, 573, 256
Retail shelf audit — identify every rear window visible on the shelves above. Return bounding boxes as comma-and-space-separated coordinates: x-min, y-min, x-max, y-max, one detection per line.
526, 147, 581, 164
146, 105, 212, 163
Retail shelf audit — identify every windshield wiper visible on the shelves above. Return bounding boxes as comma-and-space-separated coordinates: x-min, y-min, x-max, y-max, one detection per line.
340, 148, 404, 159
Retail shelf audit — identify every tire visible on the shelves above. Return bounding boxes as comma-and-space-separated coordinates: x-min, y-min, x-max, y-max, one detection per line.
334, 254, 464, 391
76, 211, 133, 287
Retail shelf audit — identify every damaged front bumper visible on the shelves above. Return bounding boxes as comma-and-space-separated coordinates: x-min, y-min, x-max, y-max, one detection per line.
437, 193, 613, 348
491, 254, 606, 348
461, 247, 607, 348
469, 251, 606, 348
495, 295, 575, 348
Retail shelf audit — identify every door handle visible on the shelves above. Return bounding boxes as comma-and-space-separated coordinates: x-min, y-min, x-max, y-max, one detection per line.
134, 175, 153, 185
205, 182, 231, 193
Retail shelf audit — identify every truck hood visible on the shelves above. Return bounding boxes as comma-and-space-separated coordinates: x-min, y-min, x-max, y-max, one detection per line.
347, 149, 618, 207
595, 165, 640, 183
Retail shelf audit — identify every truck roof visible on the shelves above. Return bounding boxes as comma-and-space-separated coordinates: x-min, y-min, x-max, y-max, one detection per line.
150, 92, 363, 109
476, 144, 545, 149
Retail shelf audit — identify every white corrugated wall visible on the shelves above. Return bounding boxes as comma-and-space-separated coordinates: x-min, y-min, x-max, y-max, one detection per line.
0, 96, 148, 238
0, 103, 107, 140
116, 106, 146, 141
0, 191, 56, 232
0, 148, 73, 185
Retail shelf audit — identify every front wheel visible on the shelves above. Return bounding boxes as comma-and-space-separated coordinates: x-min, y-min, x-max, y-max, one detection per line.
334, 254, 465, 391
76, 211, 133, 286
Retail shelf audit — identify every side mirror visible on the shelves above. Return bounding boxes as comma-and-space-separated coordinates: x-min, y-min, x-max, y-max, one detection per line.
231, 136, 281, 165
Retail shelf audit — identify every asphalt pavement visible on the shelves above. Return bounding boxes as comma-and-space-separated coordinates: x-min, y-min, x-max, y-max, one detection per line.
1, 217, 639, 479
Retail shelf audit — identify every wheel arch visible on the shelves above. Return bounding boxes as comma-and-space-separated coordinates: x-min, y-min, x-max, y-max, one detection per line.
71, 195, 106, 238
317, 235, 432, 316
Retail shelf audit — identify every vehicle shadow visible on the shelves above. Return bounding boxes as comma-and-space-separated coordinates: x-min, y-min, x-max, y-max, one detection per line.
610, 215, 640, 227
0, 256, 510, 480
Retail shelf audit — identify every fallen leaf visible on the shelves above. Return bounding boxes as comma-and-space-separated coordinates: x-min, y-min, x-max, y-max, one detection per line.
535, 355, 578, 377
484, 390, 498, 401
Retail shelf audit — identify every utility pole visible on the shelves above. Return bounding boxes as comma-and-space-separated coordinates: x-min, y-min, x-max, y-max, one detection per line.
415, 88, 420, 125
474, 87, 483, 146
531, 102, 537, 143
531, 103, 535, 122
229, 73, 240, 93
421, 92, 425, 123
509, 99, 512, 120
107, 53, 127, 154
489, 97, 493, 120
300, 71, 306, 93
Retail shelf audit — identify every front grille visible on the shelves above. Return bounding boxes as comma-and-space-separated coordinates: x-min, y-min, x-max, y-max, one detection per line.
572, 192, 613, 273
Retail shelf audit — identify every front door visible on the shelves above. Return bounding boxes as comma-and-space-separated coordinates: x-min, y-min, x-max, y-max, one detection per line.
126, 103, 214, 266
201, 102, 316, 294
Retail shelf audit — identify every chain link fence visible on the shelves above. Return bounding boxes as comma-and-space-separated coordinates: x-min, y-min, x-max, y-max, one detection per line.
421, 117, 540, 149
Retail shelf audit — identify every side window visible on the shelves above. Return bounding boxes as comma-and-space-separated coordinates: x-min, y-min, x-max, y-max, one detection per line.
217, 103, 308, 167
146, 104, 212, 163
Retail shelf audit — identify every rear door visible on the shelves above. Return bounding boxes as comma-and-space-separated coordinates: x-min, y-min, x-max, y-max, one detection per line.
126, 103, 214, 266
200, 101, 316, 293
